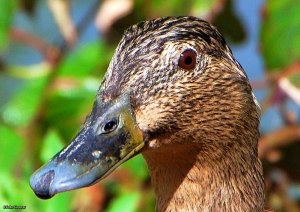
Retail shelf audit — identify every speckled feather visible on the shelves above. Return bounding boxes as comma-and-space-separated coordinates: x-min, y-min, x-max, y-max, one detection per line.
97, 16, 264, 211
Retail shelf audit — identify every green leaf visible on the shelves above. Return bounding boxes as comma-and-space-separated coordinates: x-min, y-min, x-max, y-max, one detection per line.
57, 41, 111, 78
42, 192, 72, 212
46, 77, 98, 139
150, 0, 194, 16
107, 191, 140, 212
0, 172, 19, 204
261, 0, 300, 70
122, 154, 148, 180
0, 0, 16, 51
191, 0, 217, 15
0, 125, 23, 172
40, 129, 65, 163
0, 76, 48, 126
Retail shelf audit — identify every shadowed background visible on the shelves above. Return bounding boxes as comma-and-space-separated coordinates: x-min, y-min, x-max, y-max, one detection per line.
0, 0, 300, 211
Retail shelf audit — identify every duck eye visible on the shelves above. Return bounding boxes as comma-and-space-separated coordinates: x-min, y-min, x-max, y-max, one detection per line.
103, 120, 118, 133
178, 49, 197, 70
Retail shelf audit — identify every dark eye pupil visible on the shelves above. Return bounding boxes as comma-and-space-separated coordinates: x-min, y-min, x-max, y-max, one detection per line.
184, 56, 193, 65
178, 49, 197, 70
104, 120, 117, 132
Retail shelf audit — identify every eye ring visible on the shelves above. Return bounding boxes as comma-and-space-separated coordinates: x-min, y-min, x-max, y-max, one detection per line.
178, 49, 197, 70
103, 119, 118, 134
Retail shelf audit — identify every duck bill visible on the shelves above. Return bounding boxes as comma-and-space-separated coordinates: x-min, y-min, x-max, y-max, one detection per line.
30, 94, 144, 199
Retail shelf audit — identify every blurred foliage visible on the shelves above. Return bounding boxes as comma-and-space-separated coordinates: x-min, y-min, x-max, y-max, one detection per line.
1, 76, 47, 126
289, 71, 300, 89
213, 0, 246, 43
0, 0, 16, 51
0, 0, 299, 211
261, 0, 300, 71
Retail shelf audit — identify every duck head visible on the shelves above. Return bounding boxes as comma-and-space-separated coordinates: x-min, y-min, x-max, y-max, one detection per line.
30, 16, 260, 199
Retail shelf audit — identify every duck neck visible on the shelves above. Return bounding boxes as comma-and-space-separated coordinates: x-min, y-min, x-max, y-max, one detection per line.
142, 142, 264, 212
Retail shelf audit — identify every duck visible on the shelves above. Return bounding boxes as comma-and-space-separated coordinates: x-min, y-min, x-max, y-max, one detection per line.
30, 16, 265, 211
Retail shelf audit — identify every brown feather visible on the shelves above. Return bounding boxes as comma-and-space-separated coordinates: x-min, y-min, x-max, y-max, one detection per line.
100, 16, 265, 211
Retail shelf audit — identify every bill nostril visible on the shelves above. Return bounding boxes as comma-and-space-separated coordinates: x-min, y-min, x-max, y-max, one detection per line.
31, 170, 55, 199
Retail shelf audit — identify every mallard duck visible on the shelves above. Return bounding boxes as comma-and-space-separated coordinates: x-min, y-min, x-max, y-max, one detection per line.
30, 16, 265, 211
